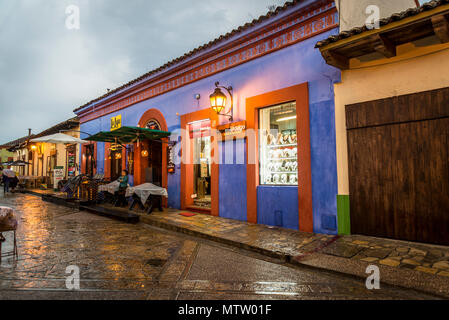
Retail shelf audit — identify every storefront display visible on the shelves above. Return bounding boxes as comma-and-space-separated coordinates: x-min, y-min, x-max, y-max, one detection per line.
190, 120, 212, 208
67, 145, 77, 177
259, 102, 298, 186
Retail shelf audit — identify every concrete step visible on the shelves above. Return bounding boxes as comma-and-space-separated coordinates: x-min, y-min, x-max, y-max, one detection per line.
80, 205, 140, 224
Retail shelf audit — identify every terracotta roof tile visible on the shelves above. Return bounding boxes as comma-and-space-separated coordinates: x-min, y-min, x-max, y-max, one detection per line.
0, 136, 34, 149
0, 117, 79, 149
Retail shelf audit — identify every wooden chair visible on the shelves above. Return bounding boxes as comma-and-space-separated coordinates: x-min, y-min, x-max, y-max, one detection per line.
0, 230, 18, 259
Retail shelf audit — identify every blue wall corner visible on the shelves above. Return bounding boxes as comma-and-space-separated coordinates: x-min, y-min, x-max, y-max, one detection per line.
257, 186, 299, 230
219, 139, 247, 222
308, 97, 338, 235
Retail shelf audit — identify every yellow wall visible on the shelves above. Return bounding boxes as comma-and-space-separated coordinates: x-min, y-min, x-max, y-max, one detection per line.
0, 148, 14, 164
334, 41, 449, 194
24, 127, 81, 180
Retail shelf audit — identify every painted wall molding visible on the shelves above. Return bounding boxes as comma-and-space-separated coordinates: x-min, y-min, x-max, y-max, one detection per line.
77, 2, 338, 124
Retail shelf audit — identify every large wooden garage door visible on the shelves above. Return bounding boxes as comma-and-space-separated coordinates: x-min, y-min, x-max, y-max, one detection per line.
346, 87, 449, 245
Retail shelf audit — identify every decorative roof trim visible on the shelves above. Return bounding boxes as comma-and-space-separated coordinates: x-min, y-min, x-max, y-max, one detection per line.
75, 1, 338, 124
75, 0, 327, 114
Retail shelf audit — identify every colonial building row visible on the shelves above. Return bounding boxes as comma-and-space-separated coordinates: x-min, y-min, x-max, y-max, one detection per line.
74, 0, 449, 245
1, 118, 81, 187
316, 0, 449, 245
3, 0, 448, 246
74, 0, 341, 234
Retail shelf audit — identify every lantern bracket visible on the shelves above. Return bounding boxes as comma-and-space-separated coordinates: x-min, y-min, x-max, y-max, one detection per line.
213, 81, 234, 122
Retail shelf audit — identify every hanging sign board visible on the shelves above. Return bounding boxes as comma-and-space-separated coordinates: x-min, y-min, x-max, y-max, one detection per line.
189, 120, 211, 138
217, 121, 246, 141
167, 144, 176, 174
111, 115, 122, 131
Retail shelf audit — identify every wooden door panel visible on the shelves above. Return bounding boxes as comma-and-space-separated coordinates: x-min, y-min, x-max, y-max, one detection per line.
347, 87, 449, 245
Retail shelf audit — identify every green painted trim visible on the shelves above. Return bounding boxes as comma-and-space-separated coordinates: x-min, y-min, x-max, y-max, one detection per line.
337, 195, 351, 235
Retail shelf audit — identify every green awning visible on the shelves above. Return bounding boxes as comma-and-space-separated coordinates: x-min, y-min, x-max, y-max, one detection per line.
85, 126, 171, 144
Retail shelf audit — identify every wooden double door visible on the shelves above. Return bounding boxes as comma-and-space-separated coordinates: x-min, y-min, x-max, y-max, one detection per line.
346, 87, 449, 245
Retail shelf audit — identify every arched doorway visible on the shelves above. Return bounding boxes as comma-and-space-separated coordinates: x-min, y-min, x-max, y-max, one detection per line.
141, 119, 163, 186
136, 109, 168, 194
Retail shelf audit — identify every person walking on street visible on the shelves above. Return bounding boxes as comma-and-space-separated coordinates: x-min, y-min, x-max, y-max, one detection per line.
2, 168, 15, 194
2, 173, 9, 194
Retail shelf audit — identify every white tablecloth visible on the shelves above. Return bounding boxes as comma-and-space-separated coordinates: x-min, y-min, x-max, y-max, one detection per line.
98, 181, 121, 195
125, 183, 168, 204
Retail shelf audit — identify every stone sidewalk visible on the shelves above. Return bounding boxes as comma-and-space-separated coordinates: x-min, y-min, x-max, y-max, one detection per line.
138, 210, 449, 297
20, 189, 449, 297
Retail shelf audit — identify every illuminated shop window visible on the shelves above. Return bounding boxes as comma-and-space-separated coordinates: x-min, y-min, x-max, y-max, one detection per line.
259, 102, 298, 186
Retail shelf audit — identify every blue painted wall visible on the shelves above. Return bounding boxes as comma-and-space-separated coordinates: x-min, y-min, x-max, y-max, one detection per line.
219, 139, 247, 222
96, 142, 105, 176
257, 186, 299, 230
167, 126, 181, 209
78, 27, 340, 234
309, 99, 338, 234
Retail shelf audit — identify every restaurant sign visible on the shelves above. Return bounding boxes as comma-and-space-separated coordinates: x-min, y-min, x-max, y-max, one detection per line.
53, 166, 65, 190
111, 115, 122, 131
217, 121, 246, 141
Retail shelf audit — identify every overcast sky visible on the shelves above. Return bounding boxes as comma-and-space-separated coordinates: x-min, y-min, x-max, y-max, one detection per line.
0, 0, 286, 144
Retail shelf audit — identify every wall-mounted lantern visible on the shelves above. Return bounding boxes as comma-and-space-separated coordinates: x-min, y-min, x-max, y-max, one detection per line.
209, 81, 233, 122
141, 149, 149, 158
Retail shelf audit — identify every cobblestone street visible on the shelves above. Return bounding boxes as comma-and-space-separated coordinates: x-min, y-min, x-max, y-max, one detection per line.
0, 192, 439, 300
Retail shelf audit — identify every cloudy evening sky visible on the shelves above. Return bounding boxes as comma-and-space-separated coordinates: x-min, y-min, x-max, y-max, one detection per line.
0, 0, 286, 144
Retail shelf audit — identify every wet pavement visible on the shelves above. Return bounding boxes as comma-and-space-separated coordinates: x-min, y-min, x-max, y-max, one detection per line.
0, 192, 439, 300
141, 210, 449, 278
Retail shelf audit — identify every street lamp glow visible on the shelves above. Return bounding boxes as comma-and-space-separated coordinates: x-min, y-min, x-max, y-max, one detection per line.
209, 88, 227, 114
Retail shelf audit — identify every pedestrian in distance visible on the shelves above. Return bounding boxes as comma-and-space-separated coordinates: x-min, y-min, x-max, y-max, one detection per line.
2, 171, 9, 194
2, 168, 16, 194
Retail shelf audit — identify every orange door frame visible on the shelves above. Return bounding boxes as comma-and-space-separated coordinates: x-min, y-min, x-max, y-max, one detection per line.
180, 108, 219, 216
136, 109, 169, 207
245, 83, 313, 232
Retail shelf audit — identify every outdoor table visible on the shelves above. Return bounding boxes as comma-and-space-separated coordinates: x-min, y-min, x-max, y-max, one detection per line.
0, 206, 18, 259
98, 181, 131, 206
18, 176, 44, 189
126, 183, 168, 214
98, 181, 121, 195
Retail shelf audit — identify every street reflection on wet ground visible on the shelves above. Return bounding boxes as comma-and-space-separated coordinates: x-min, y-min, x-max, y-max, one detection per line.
0, 192, 438, 300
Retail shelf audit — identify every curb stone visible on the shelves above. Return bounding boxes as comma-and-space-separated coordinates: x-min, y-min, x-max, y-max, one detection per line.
141, 215, 449, 299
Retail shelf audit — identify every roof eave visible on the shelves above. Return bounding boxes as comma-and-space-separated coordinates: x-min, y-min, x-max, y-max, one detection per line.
317, 3, 449, 70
